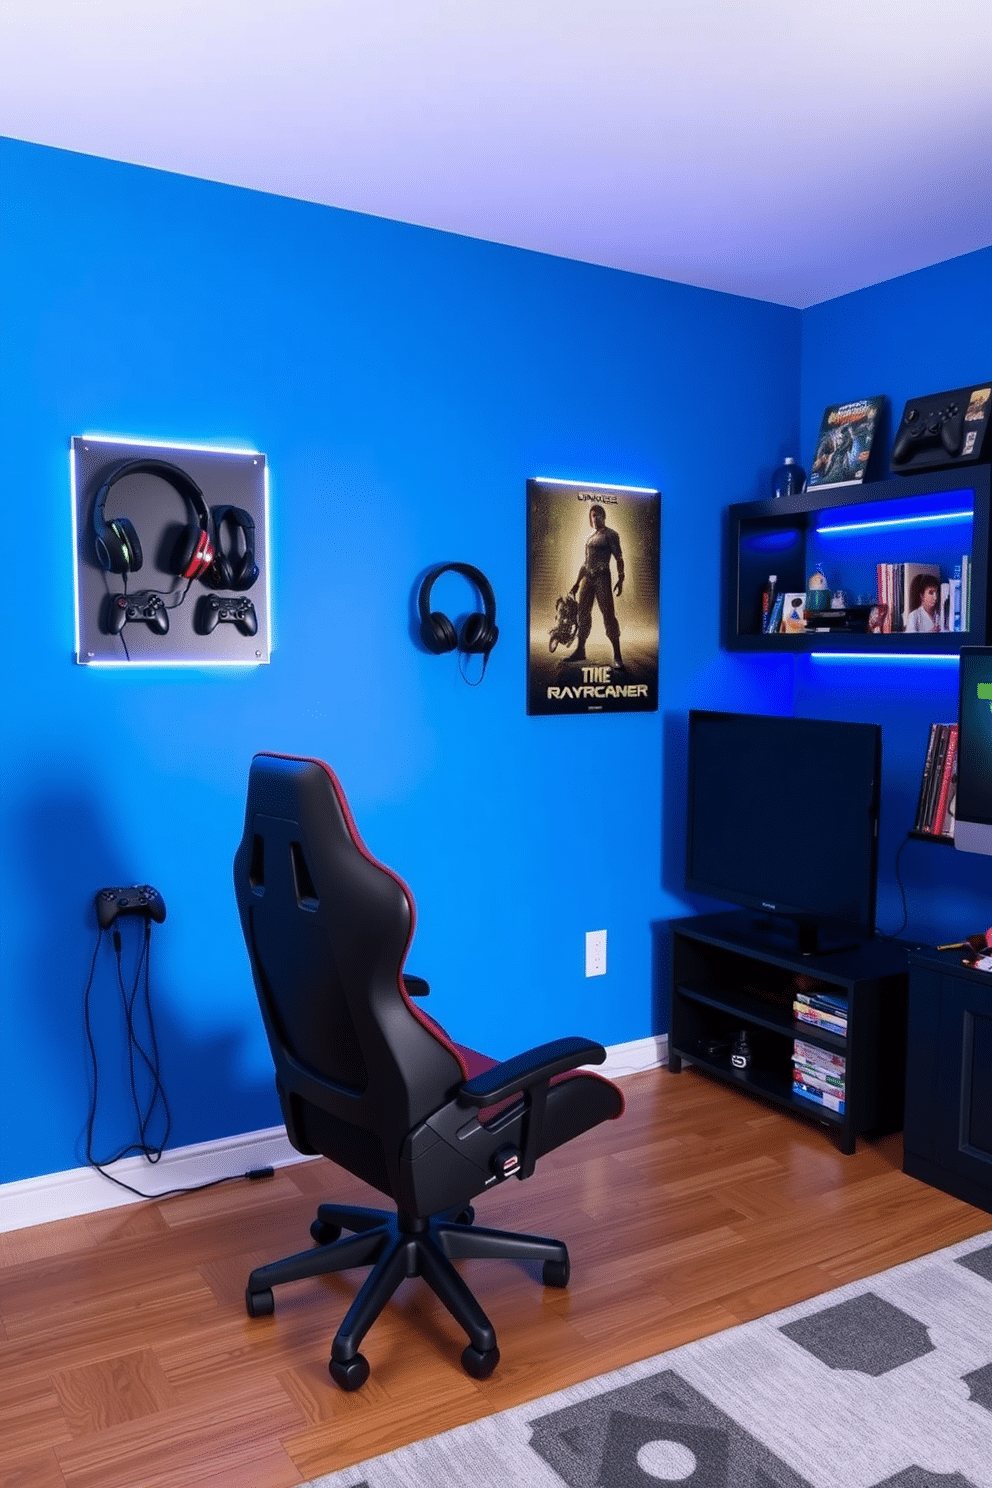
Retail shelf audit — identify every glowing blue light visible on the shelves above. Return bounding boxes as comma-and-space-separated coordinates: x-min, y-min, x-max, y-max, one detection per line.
811, 653, 961, 663
816, 510, 972, 535
81, 431, 260, 455
532, 476, 658, 493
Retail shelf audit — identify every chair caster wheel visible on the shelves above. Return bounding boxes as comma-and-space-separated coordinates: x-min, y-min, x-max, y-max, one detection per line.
310, 1218, 342, 1245
543, 1255, 570, 1288
330, 1353, 370, 1391
461, 1343, 500, 1380
455, 1206, 475, 1226
245, 1287, 274, 1318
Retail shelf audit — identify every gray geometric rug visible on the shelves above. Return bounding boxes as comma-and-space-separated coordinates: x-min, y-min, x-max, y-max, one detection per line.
310, 1229, 992, 1488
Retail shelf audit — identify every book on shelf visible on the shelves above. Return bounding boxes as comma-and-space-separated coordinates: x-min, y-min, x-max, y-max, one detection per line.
931, 725, 958, 840
914, 722, 958, 838
807, 396, 885, 489
914, 722, 943, 830
763, 593, 785, 635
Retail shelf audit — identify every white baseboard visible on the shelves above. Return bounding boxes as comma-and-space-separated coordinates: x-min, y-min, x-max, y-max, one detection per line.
0, 1126, 308, 1235
0, 1036, 666, 1235
593, 1034, 667, 1080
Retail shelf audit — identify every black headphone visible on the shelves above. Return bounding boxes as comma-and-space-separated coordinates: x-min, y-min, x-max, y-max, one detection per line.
202, 506, 258, 591
418, 562, 499, 657
92, 459, 216, 580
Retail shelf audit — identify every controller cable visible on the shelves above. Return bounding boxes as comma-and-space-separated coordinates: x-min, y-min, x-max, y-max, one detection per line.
110, 575, 195, 663
876, 832, 911, 941
83, 916, 273, 1199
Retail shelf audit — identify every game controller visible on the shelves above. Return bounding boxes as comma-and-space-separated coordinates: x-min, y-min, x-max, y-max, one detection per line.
95, 885, 167, 929
196, 593, 258, 636
891, 401, 964, 465
105, 591, 170, 636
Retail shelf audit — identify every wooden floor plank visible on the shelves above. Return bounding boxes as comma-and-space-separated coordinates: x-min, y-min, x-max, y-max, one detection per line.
0, 1066, 988, 1487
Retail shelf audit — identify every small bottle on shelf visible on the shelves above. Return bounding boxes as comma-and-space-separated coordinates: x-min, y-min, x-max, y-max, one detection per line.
772, 457, 806, 498
761, 575, 778, 633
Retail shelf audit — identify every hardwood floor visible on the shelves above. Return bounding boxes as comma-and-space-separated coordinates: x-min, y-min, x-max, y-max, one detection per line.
2, 1066, 989, 1488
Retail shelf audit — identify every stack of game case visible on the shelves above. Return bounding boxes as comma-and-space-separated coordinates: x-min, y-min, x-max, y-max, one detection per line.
792, 1039, 846, 1114
793, 986, 848, 1036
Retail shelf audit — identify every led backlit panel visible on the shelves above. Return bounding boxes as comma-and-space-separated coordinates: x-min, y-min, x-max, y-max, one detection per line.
71, 434, 272, 667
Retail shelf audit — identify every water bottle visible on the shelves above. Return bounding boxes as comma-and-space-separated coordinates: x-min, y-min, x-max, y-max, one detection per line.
772, 457, 806, 498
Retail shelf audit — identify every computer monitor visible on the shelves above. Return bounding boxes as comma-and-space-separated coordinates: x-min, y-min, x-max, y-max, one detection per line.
954, 647, 992, 857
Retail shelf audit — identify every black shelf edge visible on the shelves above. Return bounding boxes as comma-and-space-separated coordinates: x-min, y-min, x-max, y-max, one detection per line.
676, 981, 847, 1050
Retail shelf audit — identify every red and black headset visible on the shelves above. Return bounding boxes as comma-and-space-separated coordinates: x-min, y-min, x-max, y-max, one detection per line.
92, 459, 216, 581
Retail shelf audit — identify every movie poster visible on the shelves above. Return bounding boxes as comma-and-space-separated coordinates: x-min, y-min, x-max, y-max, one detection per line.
527, 478, 660, 716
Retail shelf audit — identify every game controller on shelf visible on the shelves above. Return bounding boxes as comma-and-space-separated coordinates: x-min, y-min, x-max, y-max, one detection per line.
891, 401, 964, 464
890, 383, 992, 472
105, 591, 170, 635
95, 885, 167, 929
195, 593, 258, 636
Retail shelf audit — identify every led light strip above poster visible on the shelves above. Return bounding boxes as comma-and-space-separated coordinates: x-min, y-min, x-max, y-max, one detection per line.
71, 434, 272, 667
526, 477, 660, 716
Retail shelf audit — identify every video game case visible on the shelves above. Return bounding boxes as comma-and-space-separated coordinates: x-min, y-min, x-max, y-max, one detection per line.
793, 1079, 846, 1115
921, 725, 951, 833
914, 722, 943, 830
794, 991, 848, 1022
928, 725, 958, 839
793, 1061, 846, 1091
793, 1040, 846, 1071
791, 1053, 844, 1089
794, 1005, 847, 1034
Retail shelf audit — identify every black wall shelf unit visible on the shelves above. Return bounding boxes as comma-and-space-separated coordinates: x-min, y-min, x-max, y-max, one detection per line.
726, 466, 990, 652
669, 913, 909, 1154
903, 948, 992, 1214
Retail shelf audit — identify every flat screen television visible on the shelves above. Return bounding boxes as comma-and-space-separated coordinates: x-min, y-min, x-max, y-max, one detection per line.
954, 646, 992, 858
685, 710, 882, 955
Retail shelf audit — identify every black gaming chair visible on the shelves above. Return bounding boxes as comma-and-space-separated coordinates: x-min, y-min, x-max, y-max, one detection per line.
233, 753, 624, 1389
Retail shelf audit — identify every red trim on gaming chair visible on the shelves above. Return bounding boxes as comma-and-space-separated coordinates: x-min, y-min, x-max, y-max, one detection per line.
252, 753, 624, 1119
254, 753, 470, 1082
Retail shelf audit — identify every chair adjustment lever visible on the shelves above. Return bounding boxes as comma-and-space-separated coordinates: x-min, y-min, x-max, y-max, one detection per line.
490, 1145, 522, 1180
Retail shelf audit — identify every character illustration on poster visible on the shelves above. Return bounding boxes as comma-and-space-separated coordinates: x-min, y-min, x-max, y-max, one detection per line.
527, 479, 660, 715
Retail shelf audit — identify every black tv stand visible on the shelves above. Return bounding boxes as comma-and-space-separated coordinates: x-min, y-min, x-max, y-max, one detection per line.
668, 912, 910, 1153
727, 913, 861, 958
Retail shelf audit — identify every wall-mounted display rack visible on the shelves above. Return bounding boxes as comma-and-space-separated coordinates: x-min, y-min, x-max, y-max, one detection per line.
71, 435, 271, 667
726, 466, 990, 654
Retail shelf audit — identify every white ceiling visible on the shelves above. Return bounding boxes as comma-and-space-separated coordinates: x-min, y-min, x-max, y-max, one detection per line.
2, 0, 990, 308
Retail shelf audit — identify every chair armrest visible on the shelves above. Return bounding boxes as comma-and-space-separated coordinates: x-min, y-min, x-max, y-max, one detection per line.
457, 1036, 606, 1108
403, 975, 430, 998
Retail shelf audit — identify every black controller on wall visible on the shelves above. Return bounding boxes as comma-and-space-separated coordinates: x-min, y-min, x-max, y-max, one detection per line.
890, 383, 992, 473
95, 885, 167, 929
195, 594, 258, 636
104, 591, 170, 636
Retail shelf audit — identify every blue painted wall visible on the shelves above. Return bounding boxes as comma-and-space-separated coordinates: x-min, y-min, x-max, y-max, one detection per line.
4, 138, 986, 1193
797, 249, 992, 943
0, 138, 799, 1186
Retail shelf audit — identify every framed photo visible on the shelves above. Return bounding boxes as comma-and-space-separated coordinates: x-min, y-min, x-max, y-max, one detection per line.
527, 478, 660, 715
